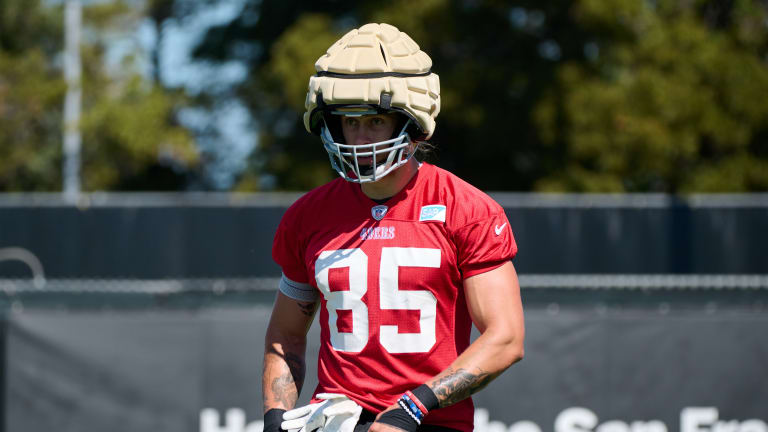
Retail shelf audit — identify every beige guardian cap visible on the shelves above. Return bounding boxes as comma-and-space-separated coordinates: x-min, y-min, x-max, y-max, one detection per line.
304, 23, 441, 139
304, 23, 441, 182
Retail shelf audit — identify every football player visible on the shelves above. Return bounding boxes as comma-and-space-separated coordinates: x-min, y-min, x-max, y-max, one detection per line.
263, 23, 525, 432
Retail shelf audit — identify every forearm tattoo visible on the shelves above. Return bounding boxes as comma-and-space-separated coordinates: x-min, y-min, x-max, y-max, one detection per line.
431, 367, 497, 408
264, 348, 306, 411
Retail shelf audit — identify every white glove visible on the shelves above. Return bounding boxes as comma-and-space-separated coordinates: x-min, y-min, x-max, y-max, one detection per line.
281, 393, 362, 432
321, 399, 362, 432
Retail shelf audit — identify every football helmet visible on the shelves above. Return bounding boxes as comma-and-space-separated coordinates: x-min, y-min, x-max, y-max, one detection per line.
304, 23, 441, 183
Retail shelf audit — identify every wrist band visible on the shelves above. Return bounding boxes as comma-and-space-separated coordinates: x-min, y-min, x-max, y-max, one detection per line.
411, 384, 439, 411
397, 384, 438, 425
398, 396, 423, 424
405, 390, 429, 416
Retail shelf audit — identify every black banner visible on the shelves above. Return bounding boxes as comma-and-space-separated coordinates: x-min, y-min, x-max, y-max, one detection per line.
5, 303, 768, 432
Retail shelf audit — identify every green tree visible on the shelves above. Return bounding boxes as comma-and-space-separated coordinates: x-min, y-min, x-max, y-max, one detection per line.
195, 0, 570, 191
193, 0, 768, 192
533, 0, 768, 192
0, 0, 66, 190
192, 1, 368, 190
78, 0, 198, 190
0, 0, 198, 192
238, 13, 345, 190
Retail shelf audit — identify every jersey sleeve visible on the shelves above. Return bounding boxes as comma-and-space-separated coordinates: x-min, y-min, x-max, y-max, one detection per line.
272, 204, 310, 284
452, 210, 517, 279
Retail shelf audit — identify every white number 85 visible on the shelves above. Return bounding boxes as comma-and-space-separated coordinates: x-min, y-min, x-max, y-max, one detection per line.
315, 247, 439, 354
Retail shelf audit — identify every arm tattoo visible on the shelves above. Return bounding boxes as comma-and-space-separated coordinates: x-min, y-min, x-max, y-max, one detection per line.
262, 299, 315, 410
270, 371, 298, 408
296, 301, 318, 317
431, 367, 496, 408
264, 349, 306, 411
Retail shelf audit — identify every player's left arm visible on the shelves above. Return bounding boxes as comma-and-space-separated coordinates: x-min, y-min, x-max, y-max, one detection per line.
371, 261, 524, 432
427, 260, 525, 406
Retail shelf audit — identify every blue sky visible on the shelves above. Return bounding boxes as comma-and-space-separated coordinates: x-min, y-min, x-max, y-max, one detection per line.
160, 0, 256, 189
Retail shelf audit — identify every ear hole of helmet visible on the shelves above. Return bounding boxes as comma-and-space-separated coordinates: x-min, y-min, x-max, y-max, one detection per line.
391, 114, 409, 140
323, 114, 345, 143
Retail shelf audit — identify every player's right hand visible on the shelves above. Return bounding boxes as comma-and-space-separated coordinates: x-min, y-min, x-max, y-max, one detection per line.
282, 393, 361, 432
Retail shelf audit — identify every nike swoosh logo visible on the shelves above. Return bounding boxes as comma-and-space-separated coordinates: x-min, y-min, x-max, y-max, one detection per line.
494, 223, 507, 235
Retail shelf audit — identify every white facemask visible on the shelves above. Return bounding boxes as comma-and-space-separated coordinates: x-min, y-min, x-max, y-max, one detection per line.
320, 117, 418, 183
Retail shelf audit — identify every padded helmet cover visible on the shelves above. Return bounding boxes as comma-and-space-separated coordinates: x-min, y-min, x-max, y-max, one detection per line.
304, 23, 441, 140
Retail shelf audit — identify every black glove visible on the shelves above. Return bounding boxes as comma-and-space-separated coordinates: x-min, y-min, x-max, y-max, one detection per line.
376, 407, 419, 432
264, 408, 287, 432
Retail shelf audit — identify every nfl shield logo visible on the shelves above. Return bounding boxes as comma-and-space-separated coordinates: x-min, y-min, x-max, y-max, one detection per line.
371, 205, 388, 220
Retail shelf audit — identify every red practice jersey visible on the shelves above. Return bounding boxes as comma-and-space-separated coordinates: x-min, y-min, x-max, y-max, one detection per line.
272, 163, 517, 432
